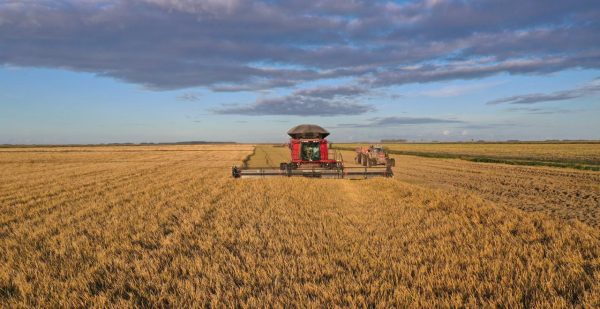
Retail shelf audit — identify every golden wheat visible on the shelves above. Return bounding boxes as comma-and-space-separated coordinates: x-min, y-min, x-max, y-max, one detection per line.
337, 143, 600, 165
331, 147, 600, 229
245, 145, 291, 168
1, 145, 599, 307
390, 152, 600, 228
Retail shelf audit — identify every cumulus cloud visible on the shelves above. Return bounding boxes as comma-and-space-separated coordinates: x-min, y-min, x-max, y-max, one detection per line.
0, 0, 598, 93
213, 84, 373, 116
370, 55, 600, 87
487, 77, 600, 105
214, 96, 373, 116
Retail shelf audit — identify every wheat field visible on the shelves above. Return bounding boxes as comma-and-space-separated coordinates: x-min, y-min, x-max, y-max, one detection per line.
383, 152, 600, 228
336, 143, 600, 166
1, 145, 600, 307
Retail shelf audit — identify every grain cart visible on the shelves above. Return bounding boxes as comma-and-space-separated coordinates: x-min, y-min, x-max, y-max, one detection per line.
232, 124, 393, 179
355, 145, 396, 167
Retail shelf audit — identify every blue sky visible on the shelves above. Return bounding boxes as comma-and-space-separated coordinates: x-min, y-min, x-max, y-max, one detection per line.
1, 0, 599, 144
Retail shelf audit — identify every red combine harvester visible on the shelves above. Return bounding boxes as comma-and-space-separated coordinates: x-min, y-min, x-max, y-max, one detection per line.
232, 124, 393, 179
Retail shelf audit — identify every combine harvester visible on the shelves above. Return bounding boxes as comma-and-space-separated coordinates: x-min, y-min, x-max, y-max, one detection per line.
232, 124, 393, 179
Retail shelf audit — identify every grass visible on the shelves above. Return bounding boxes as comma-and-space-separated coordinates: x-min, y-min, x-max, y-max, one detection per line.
1, 145, 599, 307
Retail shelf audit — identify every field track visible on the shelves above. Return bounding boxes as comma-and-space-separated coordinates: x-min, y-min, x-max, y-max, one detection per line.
1, 145, 599, 307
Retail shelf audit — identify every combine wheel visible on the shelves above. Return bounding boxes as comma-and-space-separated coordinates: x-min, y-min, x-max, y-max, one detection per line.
388, 158, 396, 167
367, 158, 372, 167
356, 155, 362, 164
232, 166, 241, 178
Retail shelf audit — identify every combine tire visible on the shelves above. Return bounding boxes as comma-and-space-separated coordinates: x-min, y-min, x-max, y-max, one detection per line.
356, 155, 362, 164
388, 158, 396, 167
367, 158, 372, 167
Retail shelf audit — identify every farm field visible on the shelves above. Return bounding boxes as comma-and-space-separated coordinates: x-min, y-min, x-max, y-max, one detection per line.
387, 153, 600, 228
245, 145, 290, 168
251, 145, 600, 228
335, 143, 600, 168
1, 145, 600, 307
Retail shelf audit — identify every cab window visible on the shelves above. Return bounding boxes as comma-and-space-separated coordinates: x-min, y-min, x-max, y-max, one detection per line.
301, 142, 321, 161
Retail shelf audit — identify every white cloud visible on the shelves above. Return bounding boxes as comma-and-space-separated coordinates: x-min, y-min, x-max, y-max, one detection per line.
1, 0, 598, 95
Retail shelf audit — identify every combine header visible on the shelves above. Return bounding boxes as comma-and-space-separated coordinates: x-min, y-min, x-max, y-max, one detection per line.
232, 124, 393, 179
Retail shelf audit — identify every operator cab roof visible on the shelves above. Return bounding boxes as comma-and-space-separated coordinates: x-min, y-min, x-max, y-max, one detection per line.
287, 124, 330, 139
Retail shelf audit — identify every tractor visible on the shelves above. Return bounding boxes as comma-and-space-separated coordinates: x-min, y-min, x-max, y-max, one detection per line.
355, 145, 395, 167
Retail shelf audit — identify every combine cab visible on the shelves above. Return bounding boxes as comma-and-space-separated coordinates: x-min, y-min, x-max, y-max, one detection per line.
232, 124, 393, 179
